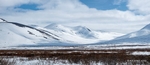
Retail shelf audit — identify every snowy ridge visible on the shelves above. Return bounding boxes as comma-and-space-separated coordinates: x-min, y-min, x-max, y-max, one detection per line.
1, 18, 150, 47
0, 22, 61, 47
45, 23, 75, 34
0, 21, 123, 47
0, 18, 8, 22
97, 23, 150, 45
43, 24, 100, 44
73, 26, 94, 38
44, 23, 124, 43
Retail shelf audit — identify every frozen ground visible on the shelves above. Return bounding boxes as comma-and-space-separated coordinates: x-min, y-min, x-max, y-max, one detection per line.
132, 51, 150, 55
0, 44, 150, 50
2, 57, 149, 65
0, 44, 150, 65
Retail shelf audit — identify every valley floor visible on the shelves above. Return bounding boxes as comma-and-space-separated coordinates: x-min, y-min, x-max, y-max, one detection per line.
0, 45, 150, 65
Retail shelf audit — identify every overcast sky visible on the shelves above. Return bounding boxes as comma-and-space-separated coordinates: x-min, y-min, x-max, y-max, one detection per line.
1, 0, 150, 34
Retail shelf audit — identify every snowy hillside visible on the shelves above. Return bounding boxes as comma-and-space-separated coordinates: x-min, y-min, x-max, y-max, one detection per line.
116, 24, 150, 39
44, 23, 124, 43
44, 24, 99, 44
98, 23, 150, 45
73, 26, 94, 38
0, 18, 123, 47
0, 22, 63, 47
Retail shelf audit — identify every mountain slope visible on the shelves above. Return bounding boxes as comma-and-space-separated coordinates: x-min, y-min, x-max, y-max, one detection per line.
73, 26, 94, 38
42, 24, 100, 44
98, 24, 150, 45
43, 23, 124, 44
0, 21, 63, 47
0, 19, 123, 47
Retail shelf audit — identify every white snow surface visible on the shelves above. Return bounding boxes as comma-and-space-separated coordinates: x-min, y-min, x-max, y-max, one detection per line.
0, 18, 6, 22
2, 21, 150, 47
96, 23, 150, 45
0, 23, 47, 47
0, 44, 150, 50
116, 23, 150, 39
44, 23, 124, 43
0, 22, 123, 47
132, 51, 150, 55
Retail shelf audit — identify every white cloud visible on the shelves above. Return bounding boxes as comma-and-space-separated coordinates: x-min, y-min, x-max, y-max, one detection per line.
127, 0, 150, 14
1, 0, 150, 33
38, 0, 88, 10
113, 0, 126, 5
0, 0, 28, 7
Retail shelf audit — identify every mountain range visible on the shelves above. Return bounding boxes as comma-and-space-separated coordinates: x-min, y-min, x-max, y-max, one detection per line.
0, 18, 124, 47
97, 23, 150, 45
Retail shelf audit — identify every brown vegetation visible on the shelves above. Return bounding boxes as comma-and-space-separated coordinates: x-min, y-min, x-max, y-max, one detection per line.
0, 49, 150, 65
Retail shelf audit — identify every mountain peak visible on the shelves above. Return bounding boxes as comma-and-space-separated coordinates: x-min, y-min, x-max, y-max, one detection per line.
74, 26, 91, 32
0, 18, 8, 22
141, 24, 150, 30
45, 23, 64, 29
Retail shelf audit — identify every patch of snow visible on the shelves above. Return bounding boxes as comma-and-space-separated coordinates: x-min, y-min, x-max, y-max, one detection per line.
93, 31, 124, 40
132, 52, 150, 55
0, 43, 150, 50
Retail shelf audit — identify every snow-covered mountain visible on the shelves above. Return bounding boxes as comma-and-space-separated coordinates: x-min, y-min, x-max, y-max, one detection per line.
98, 23, 150, 45
73, 26, 124, 40
73, 26, 94, 38
0, 22, 64, 47
44, 23, 124, 43
0, 18, 8, 22
0, 18, 123, 47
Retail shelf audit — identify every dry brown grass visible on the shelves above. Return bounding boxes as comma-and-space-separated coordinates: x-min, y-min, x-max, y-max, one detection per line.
0, 49, 150, 65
